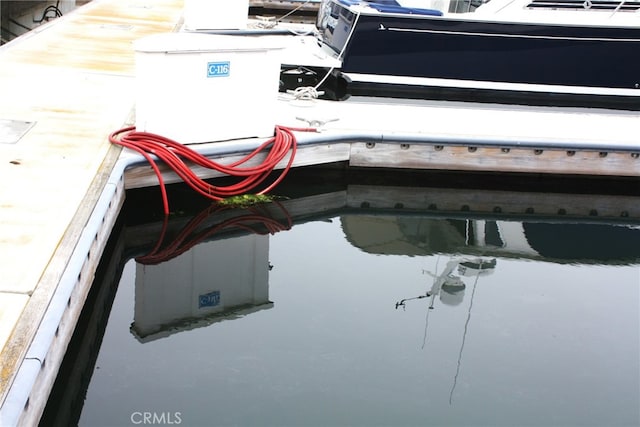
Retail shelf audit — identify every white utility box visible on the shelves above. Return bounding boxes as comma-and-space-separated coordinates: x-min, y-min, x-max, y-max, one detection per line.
183, 0, 249, 30
134, 33, 282, 143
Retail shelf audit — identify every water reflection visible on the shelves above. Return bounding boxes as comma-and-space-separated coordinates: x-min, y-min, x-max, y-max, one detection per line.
131, 204, 291, 342
395, 256, 498, 405
395, 257, 496, 311
405, 257, 499, 404
42, 175, 640, 427
130, 201, 640, 345
340, 215, 640, 264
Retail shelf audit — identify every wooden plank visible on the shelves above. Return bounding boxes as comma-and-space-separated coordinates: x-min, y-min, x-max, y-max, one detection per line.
349, 142, 640, 177
123, 134, 640, 193
123, 141, 351, 189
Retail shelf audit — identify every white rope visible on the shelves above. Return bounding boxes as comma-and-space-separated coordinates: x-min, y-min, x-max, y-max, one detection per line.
312, 9, 361, 91
282, 8, 361, 102
277, 0, 316, 22
286, 86, 325, 100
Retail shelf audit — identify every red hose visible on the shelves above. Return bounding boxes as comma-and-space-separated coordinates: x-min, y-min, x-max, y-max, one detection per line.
109, 126, 311, 215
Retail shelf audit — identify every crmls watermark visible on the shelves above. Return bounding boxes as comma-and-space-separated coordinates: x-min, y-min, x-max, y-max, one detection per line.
130, 411, 182, 425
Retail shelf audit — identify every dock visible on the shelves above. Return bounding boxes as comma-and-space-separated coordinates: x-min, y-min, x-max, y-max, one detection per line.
0, 1, 184, 425
0, 0, 639, 425
123, 97, 640, 190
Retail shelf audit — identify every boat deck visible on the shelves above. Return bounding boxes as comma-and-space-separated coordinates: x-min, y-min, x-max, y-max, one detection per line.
0, 0, 638, 425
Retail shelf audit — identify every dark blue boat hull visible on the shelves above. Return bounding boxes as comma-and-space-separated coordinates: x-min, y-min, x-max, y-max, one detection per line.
318, 2, 640, 91
344, 18, 640, 89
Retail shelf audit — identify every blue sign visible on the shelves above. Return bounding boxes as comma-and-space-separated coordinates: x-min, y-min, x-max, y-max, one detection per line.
199, 290, 221, 308
207, 61, 230, 78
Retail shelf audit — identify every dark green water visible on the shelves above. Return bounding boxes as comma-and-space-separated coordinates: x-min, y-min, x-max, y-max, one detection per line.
42, 169, 640, 427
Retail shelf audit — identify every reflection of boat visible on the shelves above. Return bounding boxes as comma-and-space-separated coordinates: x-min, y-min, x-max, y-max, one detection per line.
341, 216, 640, 265
313, 0, 640, 106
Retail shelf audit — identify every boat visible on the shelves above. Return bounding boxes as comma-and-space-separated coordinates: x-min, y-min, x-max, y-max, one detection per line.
294, 0, 640, 107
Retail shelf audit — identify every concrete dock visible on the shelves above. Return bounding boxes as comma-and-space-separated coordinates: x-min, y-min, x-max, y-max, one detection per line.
0, 0, 639, 425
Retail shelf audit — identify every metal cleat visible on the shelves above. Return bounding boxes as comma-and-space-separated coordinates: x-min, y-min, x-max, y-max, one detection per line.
295, 117, 339, 130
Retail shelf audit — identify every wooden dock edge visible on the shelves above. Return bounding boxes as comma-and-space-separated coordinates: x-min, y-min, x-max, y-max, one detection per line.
349, 141, 640, 177
123, 134, 640, 191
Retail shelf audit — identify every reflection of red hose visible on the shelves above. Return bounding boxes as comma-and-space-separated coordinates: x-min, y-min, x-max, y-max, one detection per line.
109, 126, 311, 215
136, 202, 292, 265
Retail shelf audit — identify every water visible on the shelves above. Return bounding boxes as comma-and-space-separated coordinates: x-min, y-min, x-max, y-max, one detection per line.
42, 169, 640, 427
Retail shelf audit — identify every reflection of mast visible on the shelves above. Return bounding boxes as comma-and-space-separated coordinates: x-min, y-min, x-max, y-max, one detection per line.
421, 256, 440, 349
395, 258, 472, 348
394, 256, 497, 402
395, 260, 461, 310
422, 259, 462, 348
449, 259, 484, 405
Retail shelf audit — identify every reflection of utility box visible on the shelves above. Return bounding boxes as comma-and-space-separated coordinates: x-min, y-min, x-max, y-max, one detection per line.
134, 33, 282, 143
131, 234, 271, 342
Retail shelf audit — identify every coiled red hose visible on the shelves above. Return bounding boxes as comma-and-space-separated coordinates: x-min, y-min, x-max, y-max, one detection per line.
109, 125, 309, 215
